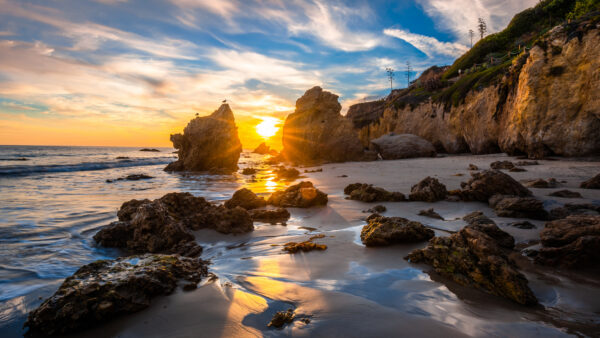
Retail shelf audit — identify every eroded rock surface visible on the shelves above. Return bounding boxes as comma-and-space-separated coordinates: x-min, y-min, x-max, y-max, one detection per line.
580, 174, 600, 189
459, 170, 532, 202
268, 181, 328, 208
489, 195, 549, 220
418, 208, 444, 220
360, 214, 434, 247
165, 104, 242, 173
370, 133, 436, 160
25, 254, 207, 335
344, 183, 405, 202
549, 203, 600, 220
406, 212, 536, 305
225, 188, 267, 210
409, 177, 448, 202
536, 215, 600, 268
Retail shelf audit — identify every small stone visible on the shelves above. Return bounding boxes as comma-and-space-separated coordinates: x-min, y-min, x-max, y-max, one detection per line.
268, 309, 295, 328
490, 161, 515, 170
468, 164, 479, 170
344, 183, 405, 202
548, 190, 583, 198
418, 208, 444, 220
509, 167, 527, 172
241, 168, 257, 175
508, 221, 536, 229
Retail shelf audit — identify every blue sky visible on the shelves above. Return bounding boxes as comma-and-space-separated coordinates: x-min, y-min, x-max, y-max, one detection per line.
0, 0, 537, 147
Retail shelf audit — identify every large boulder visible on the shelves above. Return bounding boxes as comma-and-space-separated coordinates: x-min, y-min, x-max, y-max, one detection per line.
344, 183, 405, 202
165, 104, 242, 173
361, 214, 434, 247
459, 170, 532, 202
94, 192, 253, 255
536, 215, 600, 268
25, 254, 207, 335
409, 177, 448, 202
406, 213, 536, 305
488, 195, 550, 220
281, 86, 376, 164
224, 188, 267, 210
370, 133, 436, 160
268, 181, 328, 208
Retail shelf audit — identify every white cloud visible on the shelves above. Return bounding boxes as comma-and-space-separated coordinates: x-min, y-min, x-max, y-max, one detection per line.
417, 0, 539, 43
383, 28, 468, 58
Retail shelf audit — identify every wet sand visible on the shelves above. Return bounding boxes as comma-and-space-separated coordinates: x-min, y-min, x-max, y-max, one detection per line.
68, 154, 600, 337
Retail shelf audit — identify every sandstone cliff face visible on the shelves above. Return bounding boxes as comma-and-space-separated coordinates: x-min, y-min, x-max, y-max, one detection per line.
282, 86, 375, 164
352, 23, 600, 158
166, 104, 242, 173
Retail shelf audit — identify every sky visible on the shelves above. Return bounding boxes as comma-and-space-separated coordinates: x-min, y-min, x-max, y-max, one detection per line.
0, 0, 538, 149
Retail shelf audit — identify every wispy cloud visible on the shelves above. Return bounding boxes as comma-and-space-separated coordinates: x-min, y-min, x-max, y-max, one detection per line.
383, 28, 468, 58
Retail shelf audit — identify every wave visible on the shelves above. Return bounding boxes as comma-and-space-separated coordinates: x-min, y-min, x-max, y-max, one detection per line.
0, 157, 172, 177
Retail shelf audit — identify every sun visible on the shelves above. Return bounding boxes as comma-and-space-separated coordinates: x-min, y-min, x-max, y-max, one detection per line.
255, 117, 280, 139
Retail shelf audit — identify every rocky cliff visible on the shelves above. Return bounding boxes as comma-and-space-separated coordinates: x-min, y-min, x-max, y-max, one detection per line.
350, 15, 600, 158
281, 86, 376, 164
165, 104, 242, 173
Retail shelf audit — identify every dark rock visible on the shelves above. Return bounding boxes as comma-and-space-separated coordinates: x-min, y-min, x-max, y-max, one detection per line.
459, 170, 532, 202
94, 193, 253, 255
370, 133, 436, 160
304, 168, 323, 173
418, 208, 444, 220
268, 181, 328, 208
106, 174, 154, 183
275, 166, 300, 180
490, 161, 515, 170
409, 177, 447, 202
139, 148, 160, 152
268, 309, 295, 328
462, 211, 515, 248
468, 164, 479, 170
522, 178, 558, 188
165, 104, 242, 173
344, 183, 405, 202
580, 174, 600, 189
515, 160, 539, 166
549, 203, 600, 220
536, 215, 600, 268
283, 241, 327, 253
509, 221, 536, 229
338, 174, 348, 177
406, 219, 536, 305
488, 195, 549, 220
249, 208, 290, 224
24, 254, 207, 335
360, 214, 434, 247
281, 86, 376, 164
116, 156, 130, 159
241, 168, 257, 175
365, 205, 387, 213
549, 190, 583, 198
509, 167, 527, 172
253, 142, 271, 154
224, 188, 267, 210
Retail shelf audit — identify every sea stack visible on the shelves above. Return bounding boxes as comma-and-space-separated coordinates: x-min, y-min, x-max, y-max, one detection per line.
165, 104, 242, 173
281, 86, 376, 165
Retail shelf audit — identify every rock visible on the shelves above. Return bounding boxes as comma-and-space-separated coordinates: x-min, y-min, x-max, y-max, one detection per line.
241, 168, 257, 175
225, 188, 267, 210
522, 178, 558, 188
281, 86, 376, 164
490, 161, 515, 170
304, 168, 323, 173
268, 309, 295, 328
139, 148, 160, 152
549, 203, 600, 220
418, 208, 444, 220
106, 174, 154, 183
24, 254, 207, 335
344, 183, 405, 202
249, 208, 290, 224
338, 174, 348, 177
360, 214, 434, 247
253, 142, 271, 154
459, 170, 532, 202
283, 241, 327, 253
488, 195, 549, 220
515, 160, 539, 166
264, 153, 284, 165
406, 218, 536, 305
268, 181, 328, 208
468, 164, 479, 170
409, 177, 447, 202
509, 167, 527, 172
548, 190, 583, 198
365, 205, 387, 213
165, 104, 242, 173
580, 174, 600, 189
94, 192, 253, 255
370, 133, 436, 160
116, 156, 130, 159
275, 166, 300, 180
508, 221, 536, 229
536, 215, 600, 268
462, 211, 515, 248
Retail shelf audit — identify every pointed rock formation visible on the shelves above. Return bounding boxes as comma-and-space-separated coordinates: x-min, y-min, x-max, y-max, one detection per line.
281, 86, 376, 165
165, 104, 242, 173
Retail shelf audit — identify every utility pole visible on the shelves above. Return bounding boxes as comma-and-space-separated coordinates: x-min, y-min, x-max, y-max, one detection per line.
386, 67, 394, 92
469, 29, 475, 48
406, 61, 412, 87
